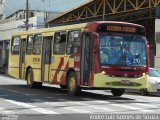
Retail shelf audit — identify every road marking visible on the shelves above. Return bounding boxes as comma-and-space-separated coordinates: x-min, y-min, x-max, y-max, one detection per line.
140, 109, 154, 112
64, 107, 92, 113
68, 101, 113, 111
32, 99, 65, 107
0, 107, 16, 114
2, 110, 16, 114
134, 103, 156, 112
5, 100, 59, 114
111, 104, 141, 110
135, 103, 157, 108
59, 99, 113, 112
82, 98, 156, 112
81, 98, 110, 104
0, 87, 31, 96
88, 105, 113, 112
44, 102, 65, 107
59, 99, 157, 113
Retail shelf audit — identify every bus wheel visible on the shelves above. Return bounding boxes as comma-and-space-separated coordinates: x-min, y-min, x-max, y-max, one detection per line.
140, 89, 148, 96
26, 69, 42, 88
67, 72, 81, 96
111, 88, 125, 96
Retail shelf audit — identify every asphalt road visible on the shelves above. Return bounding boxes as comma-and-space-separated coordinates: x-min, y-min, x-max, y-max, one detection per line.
0, 74, 160, 120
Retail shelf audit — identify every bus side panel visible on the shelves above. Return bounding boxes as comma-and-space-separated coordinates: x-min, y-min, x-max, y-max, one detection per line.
50, 55, 80, 86
50, 55, 69, 84
58, 56, 81, 86
8, 36, 20, 79
32, 69, 42, 82
50, 55, 62, 84
8, 54, 20, 79
72, 56, 81, 86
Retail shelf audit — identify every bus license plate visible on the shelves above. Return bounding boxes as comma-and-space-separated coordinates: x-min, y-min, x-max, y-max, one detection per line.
121, 80, 130, 84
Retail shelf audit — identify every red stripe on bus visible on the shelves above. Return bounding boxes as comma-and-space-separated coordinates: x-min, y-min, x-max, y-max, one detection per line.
52, 57, 64, 82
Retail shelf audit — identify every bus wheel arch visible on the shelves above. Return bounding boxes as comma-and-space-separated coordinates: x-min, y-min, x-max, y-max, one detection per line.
25, 66, 32, 80
26, 67, 35, 88
59, 68, 75, 89
66, 69, 81, 96
26, 67, 42, 88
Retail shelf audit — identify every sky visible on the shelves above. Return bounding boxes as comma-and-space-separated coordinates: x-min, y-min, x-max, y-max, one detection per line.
29, 0, 88, 12
40, 0, 89, 12
1, 0, 90, 18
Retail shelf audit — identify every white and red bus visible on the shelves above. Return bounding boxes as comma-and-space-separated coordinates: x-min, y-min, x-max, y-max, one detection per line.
8, 21, 150, 96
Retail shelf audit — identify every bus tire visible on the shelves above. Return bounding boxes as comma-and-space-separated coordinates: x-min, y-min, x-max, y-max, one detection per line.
67, 72, 81, 96
140, 88, 148, 96
26, 69, 42, 88
111, 88, 125, 96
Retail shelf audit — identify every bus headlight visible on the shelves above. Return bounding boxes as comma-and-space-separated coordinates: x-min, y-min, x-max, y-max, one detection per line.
142, 73, 146, 76
102, 71, 106, 75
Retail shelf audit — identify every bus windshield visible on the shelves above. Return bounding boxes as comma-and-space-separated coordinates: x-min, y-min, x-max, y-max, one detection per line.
99, 34, 147, 66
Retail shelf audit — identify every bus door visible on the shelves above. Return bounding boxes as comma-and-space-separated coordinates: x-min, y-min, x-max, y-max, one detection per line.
41, 36, 52, 82
80, 33, 93, 86
19, 39, 26, 79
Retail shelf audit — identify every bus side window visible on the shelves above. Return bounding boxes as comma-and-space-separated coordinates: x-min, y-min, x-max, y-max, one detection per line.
11, 37, 20, 55
26, 35, 33, 55
67, 30, 81, 54
33, 34, 42, 55
53, 32, 66, 54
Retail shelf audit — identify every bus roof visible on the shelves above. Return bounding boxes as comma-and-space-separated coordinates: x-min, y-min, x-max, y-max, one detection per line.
91, 21, 144, 28
11, 23, 87, 36
11, 21, 144, 36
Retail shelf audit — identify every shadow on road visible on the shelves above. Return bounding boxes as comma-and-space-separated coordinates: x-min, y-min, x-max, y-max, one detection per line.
0, 83, 151, 105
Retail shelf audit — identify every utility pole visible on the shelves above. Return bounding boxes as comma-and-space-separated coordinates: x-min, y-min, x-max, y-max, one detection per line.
26, 0, 29, 31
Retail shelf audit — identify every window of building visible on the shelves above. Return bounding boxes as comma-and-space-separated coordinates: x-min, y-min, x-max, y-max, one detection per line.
26, 35, 33, 55
67, 30, 81, 54
33, 34, 42, 54
53, 32, 66, 54
11, 37, 20, 54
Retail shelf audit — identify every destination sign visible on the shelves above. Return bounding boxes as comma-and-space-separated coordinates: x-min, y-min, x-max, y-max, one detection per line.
97, 23, 145, 35
107, 26, 136, 33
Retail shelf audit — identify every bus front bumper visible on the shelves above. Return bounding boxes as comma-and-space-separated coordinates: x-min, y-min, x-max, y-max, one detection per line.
93, 73, 149, 90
